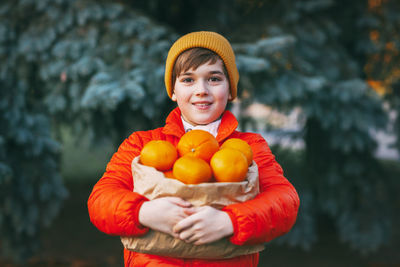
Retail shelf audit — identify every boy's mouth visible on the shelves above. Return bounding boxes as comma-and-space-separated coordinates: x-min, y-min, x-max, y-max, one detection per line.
192, 101, 212, 109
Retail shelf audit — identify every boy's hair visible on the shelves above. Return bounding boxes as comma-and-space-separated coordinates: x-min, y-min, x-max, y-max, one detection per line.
164, 31, 239, 100
172, 48, 228, 89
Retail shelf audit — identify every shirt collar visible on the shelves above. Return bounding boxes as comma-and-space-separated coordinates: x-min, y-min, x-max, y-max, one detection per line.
181, 117, 221, 137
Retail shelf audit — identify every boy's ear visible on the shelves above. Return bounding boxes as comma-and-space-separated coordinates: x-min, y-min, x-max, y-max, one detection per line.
228, 93, 233, 101
171, 93, 177, 101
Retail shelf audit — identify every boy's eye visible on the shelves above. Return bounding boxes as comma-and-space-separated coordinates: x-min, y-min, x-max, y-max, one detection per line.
209, 76, 222, 82
181, 78, 193, 83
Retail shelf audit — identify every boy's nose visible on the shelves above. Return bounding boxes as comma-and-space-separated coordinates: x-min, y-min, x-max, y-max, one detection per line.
194, 80, 209, 96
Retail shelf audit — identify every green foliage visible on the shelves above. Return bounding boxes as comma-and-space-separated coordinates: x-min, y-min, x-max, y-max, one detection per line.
302, 88, 390, 253
0, 69, 68, 261
10, 0, 178, 145
0, 0, 175, 261
353, 0, 400, 152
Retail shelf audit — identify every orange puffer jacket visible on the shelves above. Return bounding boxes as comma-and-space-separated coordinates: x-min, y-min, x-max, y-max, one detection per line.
88, 107, 300, 267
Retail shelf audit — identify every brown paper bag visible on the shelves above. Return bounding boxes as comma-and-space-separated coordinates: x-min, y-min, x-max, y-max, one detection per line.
120, 156, 265, 259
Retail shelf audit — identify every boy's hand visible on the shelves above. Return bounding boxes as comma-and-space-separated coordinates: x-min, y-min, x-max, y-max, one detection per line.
172, 206, 233, 245
138, 197, 194, 236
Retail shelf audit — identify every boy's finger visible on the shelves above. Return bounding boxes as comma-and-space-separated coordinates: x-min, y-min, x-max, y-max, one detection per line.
177, 228, 194, 241
194, 239, 206, 246
173, 217, 194, 233
171, 231, 180, 239
183, 207, 197, 215
167, 197, 192, 207
183, 233, 198, 244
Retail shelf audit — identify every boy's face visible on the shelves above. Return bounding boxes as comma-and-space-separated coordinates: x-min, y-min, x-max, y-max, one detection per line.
172, 59, 231, 126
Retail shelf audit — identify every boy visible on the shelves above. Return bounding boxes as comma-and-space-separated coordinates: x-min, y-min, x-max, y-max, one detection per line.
88, 31, 300, 266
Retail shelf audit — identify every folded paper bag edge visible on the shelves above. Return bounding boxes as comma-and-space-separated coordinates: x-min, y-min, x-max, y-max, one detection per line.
120, 232, 265, 259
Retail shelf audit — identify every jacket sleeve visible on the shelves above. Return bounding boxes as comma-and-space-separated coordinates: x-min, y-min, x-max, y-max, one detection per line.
87, 132, 150, 237
222, 134, 300, 245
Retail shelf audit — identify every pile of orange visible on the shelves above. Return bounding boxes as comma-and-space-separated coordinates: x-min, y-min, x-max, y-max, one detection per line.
139, 130, 253, 184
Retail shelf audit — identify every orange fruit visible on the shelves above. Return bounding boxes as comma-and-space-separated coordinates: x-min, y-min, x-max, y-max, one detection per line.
163, 170, 175, 178
177, 129, 219, 162
172, 156, 212, 184
221, 138, 253, 166
210, 148, 248, 183
140, 140, 178, 171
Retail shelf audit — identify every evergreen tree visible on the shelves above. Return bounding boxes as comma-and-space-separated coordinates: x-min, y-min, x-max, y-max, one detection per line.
353, 0, 400, 153
0, 1, 69, 260
0, 0, 175, 261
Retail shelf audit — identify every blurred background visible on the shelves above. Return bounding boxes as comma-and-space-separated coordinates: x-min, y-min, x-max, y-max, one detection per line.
1, 0, 400, 266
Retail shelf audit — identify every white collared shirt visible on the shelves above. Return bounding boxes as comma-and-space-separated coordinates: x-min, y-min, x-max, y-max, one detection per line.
181, 117, 221, 137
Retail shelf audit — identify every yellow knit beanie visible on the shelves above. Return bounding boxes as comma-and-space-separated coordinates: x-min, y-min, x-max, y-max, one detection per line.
164, 31, 239, 100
